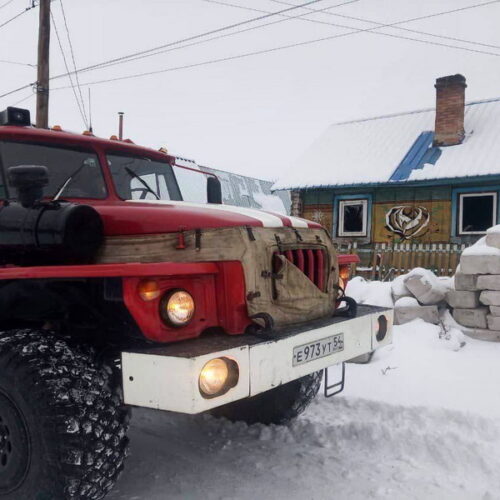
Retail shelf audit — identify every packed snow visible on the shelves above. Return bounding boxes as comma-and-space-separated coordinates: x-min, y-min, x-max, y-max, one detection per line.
344, 276, 393, 307
462, 235, 500, 257
404, 267, 451, 295
109, 278, 500, 500
394, 296, 419, 307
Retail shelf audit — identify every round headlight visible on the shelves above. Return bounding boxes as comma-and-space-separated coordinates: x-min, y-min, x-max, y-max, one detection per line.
199, 357, 239, 398
160, 289, 195, 327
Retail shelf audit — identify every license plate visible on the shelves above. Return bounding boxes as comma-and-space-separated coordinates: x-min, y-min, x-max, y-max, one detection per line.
292, 334, 344, 366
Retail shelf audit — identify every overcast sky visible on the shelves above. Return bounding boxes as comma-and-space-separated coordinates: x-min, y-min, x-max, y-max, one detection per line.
1, 0, 499, 181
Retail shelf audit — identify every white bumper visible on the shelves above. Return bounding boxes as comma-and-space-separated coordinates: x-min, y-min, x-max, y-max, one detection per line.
121, 306, 393, 414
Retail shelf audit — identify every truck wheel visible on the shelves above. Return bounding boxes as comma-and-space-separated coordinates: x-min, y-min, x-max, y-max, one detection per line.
0, 329, 129, 499
210, 371, 323, 425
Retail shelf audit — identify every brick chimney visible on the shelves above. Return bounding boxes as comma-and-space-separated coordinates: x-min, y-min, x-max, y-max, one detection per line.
433, 74, 467, 147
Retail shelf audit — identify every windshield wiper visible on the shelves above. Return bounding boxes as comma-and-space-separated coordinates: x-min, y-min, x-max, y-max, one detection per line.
53, 159, 92, 201
125, 166, 159, 200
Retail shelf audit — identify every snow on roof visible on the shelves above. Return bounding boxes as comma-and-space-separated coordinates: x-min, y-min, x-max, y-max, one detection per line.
173, 156, 291, 214
273, 97, 500, 190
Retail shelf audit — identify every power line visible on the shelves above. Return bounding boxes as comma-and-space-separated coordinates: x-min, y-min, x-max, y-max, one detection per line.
50, 10, 88, 127
50, 0, 500, 92
205, 0, 500, 56
59, 0, 500, 81
0, 0, 16, 11
3, 0, 500, 100
59, 0, 359, 77
268, 0, 500, 50
58, 0, 88, 124
0, 82, 34, 99
0, 4, 32, 29
0, 0, 353, 98
0, 58, 35, 67
12, 91, 34, 106
50, 0, 334, 80
207, 0, 500, 54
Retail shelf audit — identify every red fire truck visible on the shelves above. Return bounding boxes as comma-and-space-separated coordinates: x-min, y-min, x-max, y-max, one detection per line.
0, 107, 392, 499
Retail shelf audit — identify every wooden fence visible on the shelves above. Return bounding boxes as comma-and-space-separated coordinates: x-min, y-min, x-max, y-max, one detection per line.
334, 242, 469, 280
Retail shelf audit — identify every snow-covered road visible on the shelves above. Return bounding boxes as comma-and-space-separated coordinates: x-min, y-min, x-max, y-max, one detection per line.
109, 321, 500, 500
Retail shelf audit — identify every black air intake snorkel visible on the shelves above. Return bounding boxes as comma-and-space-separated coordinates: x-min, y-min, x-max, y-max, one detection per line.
0, 165, 104, 266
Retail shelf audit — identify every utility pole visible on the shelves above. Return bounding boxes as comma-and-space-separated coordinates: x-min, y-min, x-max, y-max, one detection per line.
36, 0, 51, 128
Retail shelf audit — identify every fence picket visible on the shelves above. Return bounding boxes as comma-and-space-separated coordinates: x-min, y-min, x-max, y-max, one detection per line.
351, 241, 471, 279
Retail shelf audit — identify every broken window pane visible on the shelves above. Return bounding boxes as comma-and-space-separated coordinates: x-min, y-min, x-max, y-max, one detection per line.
344, 204, 364, 232
338, 199, 367, 236
460, 193, 496, 234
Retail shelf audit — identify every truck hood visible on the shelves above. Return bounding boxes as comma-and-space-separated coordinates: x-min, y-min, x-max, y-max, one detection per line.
93, 200, 320, 236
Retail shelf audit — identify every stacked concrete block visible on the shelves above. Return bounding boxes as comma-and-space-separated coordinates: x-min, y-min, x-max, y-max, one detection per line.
392, 269, 447, 325
454, 272, 479, 291
452, 307, 488, 329
393, 297, 439, 325
461, 328, 500, 342
404, 271, 446, 305
447, 232, 500, 341
446, 290, 479, 309
477, 275, 500, 290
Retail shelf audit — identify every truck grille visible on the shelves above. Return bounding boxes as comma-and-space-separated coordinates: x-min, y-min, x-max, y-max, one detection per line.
273, 248, 327, 291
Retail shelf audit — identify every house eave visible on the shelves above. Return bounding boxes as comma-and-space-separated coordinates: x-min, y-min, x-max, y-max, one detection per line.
280, 174, 500, 192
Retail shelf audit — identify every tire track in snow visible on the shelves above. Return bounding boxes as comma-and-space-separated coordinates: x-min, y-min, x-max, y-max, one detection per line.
109, 396, 500, 500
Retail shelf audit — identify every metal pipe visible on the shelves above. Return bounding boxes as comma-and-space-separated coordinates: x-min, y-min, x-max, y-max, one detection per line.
118, 112, 124, 140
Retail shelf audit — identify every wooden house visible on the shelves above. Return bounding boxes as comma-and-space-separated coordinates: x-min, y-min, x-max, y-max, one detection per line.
274, 75, 500, 276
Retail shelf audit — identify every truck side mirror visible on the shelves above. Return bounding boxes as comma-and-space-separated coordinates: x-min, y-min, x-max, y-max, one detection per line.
207, 176, 222, 204
8, 165, 49, 208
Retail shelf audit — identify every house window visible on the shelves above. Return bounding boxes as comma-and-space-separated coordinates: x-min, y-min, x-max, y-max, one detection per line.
458, 192, 497, 235
338, 199, 368, 237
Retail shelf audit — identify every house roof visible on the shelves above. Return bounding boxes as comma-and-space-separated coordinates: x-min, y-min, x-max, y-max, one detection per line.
273, 97, 500, 191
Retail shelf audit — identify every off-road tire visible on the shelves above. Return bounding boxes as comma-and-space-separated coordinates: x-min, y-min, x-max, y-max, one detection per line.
0, 329, 129, 499
210, 371, 323, 425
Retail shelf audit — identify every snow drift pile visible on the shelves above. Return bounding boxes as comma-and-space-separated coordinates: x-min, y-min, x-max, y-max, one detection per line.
346, 269, 452, 326
392, 269, 450, 325
446, 227, 500, 342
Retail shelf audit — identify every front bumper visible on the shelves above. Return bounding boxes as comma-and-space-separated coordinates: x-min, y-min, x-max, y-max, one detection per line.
121, 305, 393, 414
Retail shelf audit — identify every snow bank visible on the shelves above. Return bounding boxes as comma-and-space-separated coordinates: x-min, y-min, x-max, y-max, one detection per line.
110, 321, 500, 500
394, 296, 418, 307
346, 319, 500, 416
348, 267, 447, 312
345, 277, 393, 307
486, 224, 500, 235
391, 274, 411, 300
462, 236, 500, 257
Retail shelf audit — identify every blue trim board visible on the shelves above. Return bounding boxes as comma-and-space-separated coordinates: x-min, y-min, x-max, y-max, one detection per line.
332, 193, 373, 239
390, 131, 440, 181
392, 131, 443, 181
299, 174, 500, 192
451, 185, 500, 237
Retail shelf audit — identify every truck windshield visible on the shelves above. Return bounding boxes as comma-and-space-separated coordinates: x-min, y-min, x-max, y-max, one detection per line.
108, 154, 182, 201
0, 141, 106, 199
